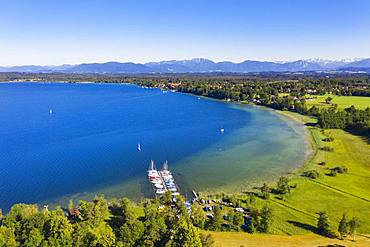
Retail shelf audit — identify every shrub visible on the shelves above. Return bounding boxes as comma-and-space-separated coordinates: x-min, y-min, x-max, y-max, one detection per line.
332, 166, 348, 174
260, 183, 270, 199
302, 170, 320, 179
320, 146, 334, 152
200, 233, 215, 247
322, 137, 334, 142
328, 169, 337, 177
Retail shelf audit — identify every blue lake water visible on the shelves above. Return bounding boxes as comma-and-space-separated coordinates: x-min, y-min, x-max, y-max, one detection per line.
0, 82, 308, 210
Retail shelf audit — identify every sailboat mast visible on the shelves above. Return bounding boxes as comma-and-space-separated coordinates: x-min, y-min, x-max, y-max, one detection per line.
163, 160, 168, 171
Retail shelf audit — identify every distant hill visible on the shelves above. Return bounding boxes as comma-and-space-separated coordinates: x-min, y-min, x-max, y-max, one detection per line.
66, 62, 153, 73
0, 65, 47, 73
338, 67, 370, 73
341, 58, 370, 68
1, 58, 369, 73
0, 64, 73, 73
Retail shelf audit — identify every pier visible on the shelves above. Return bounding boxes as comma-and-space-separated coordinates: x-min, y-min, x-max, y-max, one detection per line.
147, 160, 179, 196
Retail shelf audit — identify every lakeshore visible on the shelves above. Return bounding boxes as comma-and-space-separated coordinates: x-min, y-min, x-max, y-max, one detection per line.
0, 82, 309, 210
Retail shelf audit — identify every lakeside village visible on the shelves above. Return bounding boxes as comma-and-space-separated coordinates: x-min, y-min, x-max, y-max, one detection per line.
147, 160, 250, 228
143, 81, 319, 105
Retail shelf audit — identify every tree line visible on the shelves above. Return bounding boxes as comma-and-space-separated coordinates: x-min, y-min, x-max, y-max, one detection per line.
0, 195, 211, 247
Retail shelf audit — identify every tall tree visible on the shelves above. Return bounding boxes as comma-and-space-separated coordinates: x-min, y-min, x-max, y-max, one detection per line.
260, 183, 270, 199
276, 176, 291, 194
0, 226, 17, 247
73, 221, 116, 247
141, 200, 167, 246
207, 207, 222, 231
338, 213, 347, 240
191, 204, 206, 229
317, 212, 331, 236
348, 217, 360, 241
168, 217, 202, 247
259, 206, 273, 233
232, 211, 245, 231
43, 208, 73, 246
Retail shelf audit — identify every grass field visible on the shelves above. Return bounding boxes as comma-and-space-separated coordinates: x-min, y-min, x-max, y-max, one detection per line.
209, 231, 370, 247
209, 104, 370, 246
305, 94, 370, 109
263, 112, 370, 235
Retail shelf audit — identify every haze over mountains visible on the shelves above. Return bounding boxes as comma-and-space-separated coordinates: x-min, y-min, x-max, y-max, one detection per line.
0, 58, 369, 74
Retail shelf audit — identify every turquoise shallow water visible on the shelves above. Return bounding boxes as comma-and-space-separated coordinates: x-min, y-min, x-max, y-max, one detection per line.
0, 82, 308, 210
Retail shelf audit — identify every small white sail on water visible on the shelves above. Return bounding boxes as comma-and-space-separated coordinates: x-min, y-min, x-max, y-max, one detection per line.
49, 109, 53, 115
163, 160, 169, 171
137, 143, 141, 151
148, 160, 155, 171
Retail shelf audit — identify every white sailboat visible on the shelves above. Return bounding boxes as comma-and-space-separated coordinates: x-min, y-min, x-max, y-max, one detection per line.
148, 160, 155, 171
148, 160, 159, 179
137, 143, 141, 151
220, 128, 225, 133
49, 109, 53, 115
162, 160, 168, 171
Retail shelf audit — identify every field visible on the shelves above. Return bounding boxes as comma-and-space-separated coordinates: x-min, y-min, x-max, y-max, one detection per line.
250, 123, 370, 235
209, 231, 370, 247
209, 101, 370, 246
305, 94, 370, 109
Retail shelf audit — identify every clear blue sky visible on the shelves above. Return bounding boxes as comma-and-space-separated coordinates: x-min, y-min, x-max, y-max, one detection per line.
0, 0, 369, 66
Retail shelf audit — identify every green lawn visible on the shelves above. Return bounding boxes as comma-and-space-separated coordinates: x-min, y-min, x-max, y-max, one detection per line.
265, 111, 370, 235
209, 231, 370, 247
305, 94, 370, 109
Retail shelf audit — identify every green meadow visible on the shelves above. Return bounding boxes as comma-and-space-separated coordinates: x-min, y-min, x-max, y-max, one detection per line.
260, 112, 370, 235
209, 99, 370, 246
305, 94, 370, 109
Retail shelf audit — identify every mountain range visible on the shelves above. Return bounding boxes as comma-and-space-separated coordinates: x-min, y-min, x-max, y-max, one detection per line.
1, 58, 369, 74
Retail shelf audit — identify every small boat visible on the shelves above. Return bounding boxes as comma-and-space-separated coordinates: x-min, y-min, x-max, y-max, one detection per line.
156, 189, 166, 194
150, 178, 161, 184
154, 183, 164, 189
220, 128, 225, 133
147, 160, 159, 179
49, 109, 53, 114
137, 143, 141, 151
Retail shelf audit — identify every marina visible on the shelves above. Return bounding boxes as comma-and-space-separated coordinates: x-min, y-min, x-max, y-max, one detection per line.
147, 160, 180, 196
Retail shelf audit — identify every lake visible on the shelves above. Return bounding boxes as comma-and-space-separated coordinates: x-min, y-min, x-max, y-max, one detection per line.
0, 82, 309, 210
